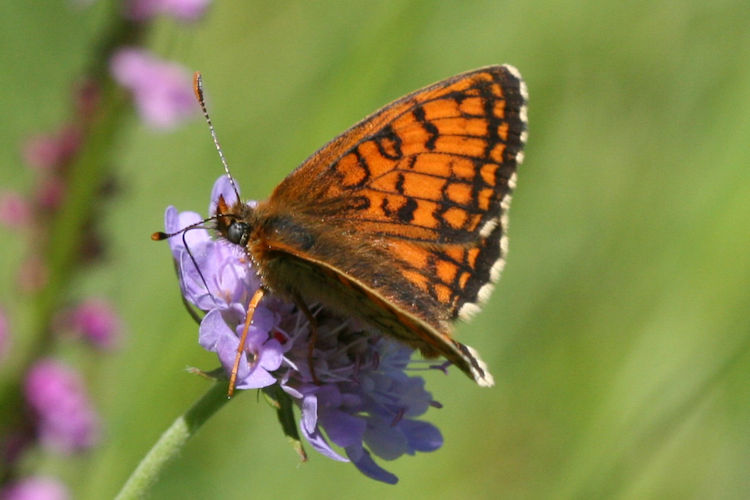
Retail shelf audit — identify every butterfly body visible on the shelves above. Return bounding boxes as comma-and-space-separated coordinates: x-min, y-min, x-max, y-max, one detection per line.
215, 65, 528, 387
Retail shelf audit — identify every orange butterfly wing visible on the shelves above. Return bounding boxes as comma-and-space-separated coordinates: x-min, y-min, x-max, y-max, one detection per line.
269, 65, 527, 318
255, 65, 527, 385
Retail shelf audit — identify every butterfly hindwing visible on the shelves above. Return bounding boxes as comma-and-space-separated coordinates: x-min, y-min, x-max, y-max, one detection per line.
254, 220, 494, 386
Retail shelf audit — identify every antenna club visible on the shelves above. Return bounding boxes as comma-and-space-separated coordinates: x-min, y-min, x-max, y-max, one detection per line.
151, 231, 168, 241
193, 71, 203, 102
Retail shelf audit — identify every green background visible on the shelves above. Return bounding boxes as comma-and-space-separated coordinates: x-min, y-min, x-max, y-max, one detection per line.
2, 1, 750, 498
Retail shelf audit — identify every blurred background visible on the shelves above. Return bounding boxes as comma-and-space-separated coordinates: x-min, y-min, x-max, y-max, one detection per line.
2, 1, 749, 498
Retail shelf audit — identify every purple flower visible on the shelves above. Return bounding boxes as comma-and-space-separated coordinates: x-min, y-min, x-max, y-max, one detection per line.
164, 196, 286, 390
0, 476, 70, 500
24, 359, 100, 454
163, 176, 443, 483
110, 49, 196, 130
281, 314, 442, 484
56, 299, 122, 350
126, 0, 211, 21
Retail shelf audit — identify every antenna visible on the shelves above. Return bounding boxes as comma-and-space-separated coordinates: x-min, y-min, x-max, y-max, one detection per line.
151, 218, 220, 303
151, 215, 219, 241
193, 72, 242, 204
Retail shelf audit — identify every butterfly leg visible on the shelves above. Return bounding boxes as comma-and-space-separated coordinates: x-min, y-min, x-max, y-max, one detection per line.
291, 296, 321, 385
228, 287, 265, 397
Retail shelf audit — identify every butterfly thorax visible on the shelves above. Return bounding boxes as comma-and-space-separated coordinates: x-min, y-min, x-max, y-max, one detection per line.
215, 195, 326, 296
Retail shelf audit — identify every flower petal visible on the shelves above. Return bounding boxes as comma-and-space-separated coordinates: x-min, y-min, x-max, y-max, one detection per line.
363, 417, 407, 460
320, 409, 366, 449
301, 421, 348, 462
401, 419, 443, 453
209, 175, 240, 215
345, 445, 398, 485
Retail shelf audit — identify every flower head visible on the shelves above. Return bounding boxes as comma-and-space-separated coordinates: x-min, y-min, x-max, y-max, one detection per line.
110, 49, 196, 130
24, 359, 100, 453
281, 314, 443, 483
164, 175, 443, 483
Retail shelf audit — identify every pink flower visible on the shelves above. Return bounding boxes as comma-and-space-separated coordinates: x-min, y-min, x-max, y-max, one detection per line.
24, 359, 100, 453
0, 476, 70, 500
110, 48, 196, 130
0, 192, 31, 229
58, 299, 122, 350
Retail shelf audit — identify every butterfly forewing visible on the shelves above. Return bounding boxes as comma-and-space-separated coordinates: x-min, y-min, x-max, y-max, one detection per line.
269, 65, 527, 318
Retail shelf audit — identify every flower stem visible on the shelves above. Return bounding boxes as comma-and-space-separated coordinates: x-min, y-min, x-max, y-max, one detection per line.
0, 9, 145, 456
114, 381, 232, 500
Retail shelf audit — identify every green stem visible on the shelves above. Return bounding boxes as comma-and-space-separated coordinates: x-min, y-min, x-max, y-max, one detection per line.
115, 381, 232, 500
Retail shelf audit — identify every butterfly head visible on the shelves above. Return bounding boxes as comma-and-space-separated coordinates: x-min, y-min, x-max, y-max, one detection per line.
214, 193, 256, 248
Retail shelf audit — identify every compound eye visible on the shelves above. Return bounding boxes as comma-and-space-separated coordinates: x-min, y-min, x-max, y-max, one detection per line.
226, 222, 250, 246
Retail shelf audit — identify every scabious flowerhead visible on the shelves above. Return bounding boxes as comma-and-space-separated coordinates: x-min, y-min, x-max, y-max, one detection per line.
24, 359, 100, 454
110, 48, 196, 130
164, 175, 443, 483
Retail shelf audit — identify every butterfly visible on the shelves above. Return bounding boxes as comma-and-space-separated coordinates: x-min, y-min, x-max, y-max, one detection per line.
164, 65, 527, 391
